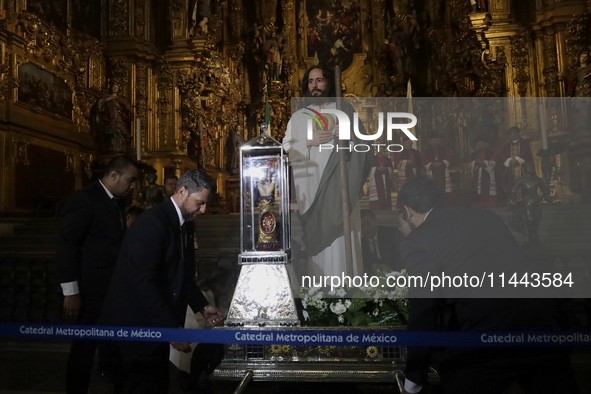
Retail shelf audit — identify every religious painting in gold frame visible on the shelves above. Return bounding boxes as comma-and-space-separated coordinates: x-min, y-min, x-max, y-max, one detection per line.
306, 0, 363, 70
18, 63, 73, 120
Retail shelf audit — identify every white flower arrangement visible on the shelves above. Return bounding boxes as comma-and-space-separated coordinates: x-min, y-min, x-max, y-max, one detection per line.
300, 268, 409, 326
330, 301, 347, 315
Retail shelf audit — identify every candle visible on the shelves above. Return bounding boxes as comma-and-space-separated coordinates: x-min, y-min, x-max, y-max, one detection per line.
136, 118, 141, 161
538, 103, 548, 150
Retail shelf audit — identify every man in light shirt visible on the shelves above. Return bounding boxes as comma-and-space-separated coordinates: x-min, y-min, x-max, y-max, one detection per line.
57, 155, 139, 393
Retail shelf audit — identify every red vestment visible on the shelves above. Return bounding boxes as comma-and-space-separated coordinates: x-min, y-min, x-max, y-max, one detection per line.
368, 155, 394, 211
394, 148, 422, 209
422, 146, 453, 206
469, 148, 497, 208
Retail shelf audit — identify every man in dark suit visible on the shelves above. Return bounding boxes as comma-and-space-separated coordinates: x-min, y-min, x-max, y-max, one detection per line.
399, 176, 578, 394
57, 155, 140, 394
360, 209, 402, 273
101, 169, 224, 394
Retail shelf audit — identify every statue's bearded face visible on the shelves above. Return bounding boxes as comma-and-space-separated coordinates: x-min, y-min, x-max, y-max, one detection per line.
307, 68, 327, 97
580, 53, 589, 65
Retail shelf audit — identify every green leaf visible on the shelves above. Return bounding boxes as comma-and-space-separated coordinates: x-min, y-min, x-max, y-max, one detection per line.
348, 298, 366, 313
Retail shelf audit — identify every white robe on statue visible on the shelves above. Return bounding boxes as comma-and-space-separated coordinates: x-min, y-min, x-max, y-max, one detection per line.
283, 103, 363, 278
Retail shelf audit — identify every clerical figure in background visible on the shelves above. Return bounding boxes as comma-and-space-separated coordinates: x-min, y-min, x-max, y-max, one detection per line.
501, 126, 533, 201
394, 139, 421, 209
368, 151, 393, 211
422, 132, 453, 206
468, 136, 497, 208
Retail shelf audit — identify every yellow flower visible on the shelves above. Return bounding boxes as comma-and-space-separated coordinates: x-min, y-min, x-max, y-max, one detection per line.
281, 345, 291, 353
318, 346, 329, 354
366, 346, 379, 358
270, 344, 281, 353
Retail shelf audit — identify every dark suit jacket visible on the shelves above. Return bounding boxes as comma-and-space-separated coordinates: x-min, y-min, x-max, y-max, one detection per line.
101, 198, 208, 329
56, 181, 126, 315
361, 225, 402, 271
401, 207, 566, 385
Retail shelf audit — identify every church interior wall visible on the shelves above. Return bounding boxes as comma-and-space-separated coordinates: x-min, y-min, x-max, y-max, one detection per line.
0, 0, 587, 215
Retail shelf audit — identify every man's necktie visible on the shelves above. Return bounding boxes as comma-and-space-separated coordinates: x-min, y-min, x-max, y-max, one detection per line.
370, 239, 378, 260
112, 197, 124, 229
180, 223, 188, 263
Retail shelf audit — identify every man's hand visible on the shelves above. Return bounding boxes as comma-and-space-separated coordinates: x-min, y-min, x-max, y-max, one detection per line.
510, 157, 519, 165
306, 129, 334, 147
63, 294, 82, 319
170, 342, 192, 353
408, 159, 415, 166
432, 161, 443, 168
203, 305, 225, 327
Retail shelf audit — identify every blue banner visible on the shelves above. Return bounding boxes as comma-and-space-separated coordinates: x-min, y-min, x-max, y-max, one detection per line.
1, 323, 591, 347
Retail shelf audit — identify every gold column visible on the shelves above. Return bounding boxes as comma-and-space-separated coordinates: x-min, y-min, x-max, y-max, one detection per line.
489, 0, 511, 22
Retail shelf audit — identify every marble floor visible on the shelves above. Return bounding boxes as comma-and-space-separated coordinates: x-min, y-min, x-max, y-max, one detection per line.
1, 340, 590, 394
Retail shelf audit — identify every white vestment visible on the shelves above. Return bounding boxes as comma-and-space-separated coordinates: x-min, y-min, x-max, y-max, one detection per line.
283, 103, 363, 278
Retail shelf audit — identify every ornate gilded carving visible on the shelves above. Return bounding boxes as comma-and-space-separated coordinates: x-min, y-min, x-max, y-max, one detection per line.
177, 69, 206, 154
80, 153, 94, 179
565, 14, 591, 73
282, 55, 297, 85
171, 0, 185, 37
107, 57, 129, 97
11, 13, 83, 76
426, 17, 507, 98
136, 62, 147, 123
256, 82, 290, 140
511, 28, 530, 98
231, 42, 245, 76
229, 0, 244, 40
135, 0, 146, 37
281, 0, 296, 49
157, 59, 173, 145
88, 54, 104, 89
12, 137, 29, 165
65, 150, 77, 173
75, 88, 100, 132
110, 0, 129, 36
542, 32, 559, 97
0, 52, 11, 100
262, 0, 278, 26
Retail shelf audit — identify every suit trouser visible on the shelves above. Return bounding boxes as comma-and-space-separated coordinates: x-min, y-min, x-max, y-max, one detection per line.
116, 342, 170, 394
66, 292, 119, 394
437, 349, 579, 394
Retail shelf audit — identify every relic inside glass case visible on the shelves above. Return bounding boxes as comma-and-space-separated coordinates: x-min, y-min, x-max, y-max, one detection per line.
239, 123, 290, 260
225, 123, 298, 327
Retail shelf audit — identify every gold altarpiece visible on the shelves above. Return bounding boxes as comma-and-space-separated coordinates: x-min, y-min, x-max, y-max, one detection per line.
0, 0, 589, 215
